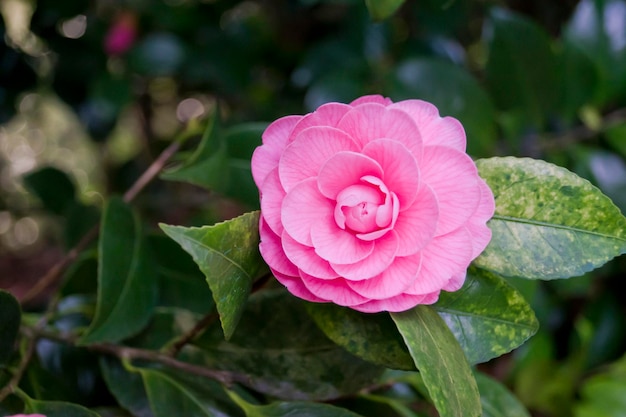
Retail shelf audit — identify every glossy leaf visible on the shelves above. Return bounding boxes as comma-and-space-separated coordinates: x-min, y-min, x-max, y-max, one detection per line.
80, 197, 158, 344
391, 306, 481, 417
188, 289, 383, 401
100, 357, 153, 417
23, 166, 76, 215
475, 157, 626, 279
484, 8, 559, 127
306, 302, 414, 370
433, 267, 538, 364
22, 397, 101, 417
0, 290, 20, 365
476, 372, 531, 417
160, 211, 263, 340
365, 0, 405, 21
227, 389, 365, 417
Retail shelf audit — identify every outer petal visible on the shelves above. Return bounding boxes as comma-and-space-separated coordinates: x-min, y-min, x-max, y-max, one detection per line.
350, 95, 393, 106
405, 227, 473, 295
282, 232, 339, 279
337, 103, 423, 159
251, 115, 301, 187
289, 102, 352, 142
390, 100, 466, 151
317, 152, 384, 200
466, 178, 495, 258
347, 252, 421, 299
362, 138, 420, 207
259, 220, 299, 277
393, 184, 439, 256
300, 273, 369, 307
311, 213, 374, 264
282, 178, 333, 246
273, 270, 327, 303
442, 271, 466, 292
260, 168, 286, 236
330, 231, 399, 281
421, 146, 481, 236
352, 293, 429, 313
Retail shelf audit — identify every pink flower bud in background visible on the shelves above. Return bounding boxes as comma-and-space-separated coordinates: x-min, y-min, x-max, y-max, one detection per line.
104, 11, 137, 56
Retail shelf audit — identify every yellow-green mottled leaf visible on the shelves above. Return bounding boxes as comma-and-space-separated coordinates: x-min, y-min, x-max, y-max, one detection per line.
475, 157, 626, 279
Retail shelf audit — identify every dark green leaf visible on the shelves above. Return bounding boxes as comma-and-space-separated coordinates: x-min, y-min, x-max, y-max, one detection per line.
390, 58, 497, 157
306, 303, 414, 370
80, 197, 158, 344
556, 41, 599, 121
365, 0, 405, 21
484, 8, 559, 127
0, 290, 20, 365
60, 250, 98, 296
227, 389, 365, 417
188, 289, 383, 400
433, 267, 538, 364
23, 398, 101, 417
160, 211, 263, 340
100, 357, 153, 417
63, 202, 100, 249
475, 157, 626, 279
391, 306, 481, 417
476, 372, 531, 417
127, 307, 202, 351
23, 166, 76, 215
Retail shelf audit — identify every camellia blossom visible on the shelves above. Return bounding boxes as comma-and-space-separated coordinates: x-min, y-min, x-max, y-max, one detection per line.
251, 95, 495, 313
6, 414, 47, 417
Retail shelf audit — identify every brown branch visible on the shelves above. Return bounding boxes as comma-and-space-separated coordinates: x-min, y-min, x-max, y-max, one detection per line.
164, 312, 218, 357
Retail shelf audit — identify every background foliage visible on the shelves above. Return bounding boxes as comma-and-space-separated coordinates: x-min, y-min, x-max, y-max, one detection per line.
1, 0, 626, 416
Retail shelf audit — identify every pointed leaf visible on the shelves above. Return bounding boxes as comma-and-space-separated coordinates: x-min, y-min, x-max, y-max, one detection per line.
475, 157, 626, 279
391, 306, 481, 417
306, 303, 414, 370
80, 197, 158, 344
100, 357, 154, 417
23, 398, 101, 417
227, 389, 365, 417
476, 372, 531, 417
365, 0, 406, 21
433, 267, 538, 364
160, 211, 263, 340
0, 290, 20, 365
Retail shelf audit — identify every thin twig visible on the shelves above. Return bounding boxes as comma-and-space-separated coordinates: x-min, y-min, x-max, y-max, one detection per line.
164, 312, 218, 357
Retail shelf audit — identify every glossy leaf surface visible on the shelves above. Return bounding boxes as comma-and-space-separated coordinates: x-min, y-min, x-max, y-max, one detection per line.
475, 157, 626, 279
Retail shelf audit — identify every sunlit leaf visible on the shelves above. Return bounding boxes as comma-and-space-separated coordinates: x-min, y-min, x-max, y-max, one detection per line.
160, 211, 263, 340
80, 197, 158, 344
475, 157, 626, 279
391, 306, 481, 417
0, 290, 20, 365
476, 372, 531, 417
434, 267, 538, 364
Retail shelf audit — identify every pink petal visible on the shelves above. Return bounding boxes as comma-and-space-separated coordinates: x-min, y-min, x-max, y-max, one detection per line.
317, 152, 384, 200
279, 126, 359, 192
259, 220, 299, 277
300, 273, 369, 307
405, 227, 473, 295
442, 271, 466, 292
390, 100, 466, 151
347, 252, 421, 299
289, 102, 352, 141
260, 168, 286, 236
273, 270, 327, 303
421, 146, 481, 236
282, 232, 339, 279
466, 178, 495, 258
252, 115, 302, 187
393, 184, 439, 256
282, 178, 333, 246
310, 213, 374, 264
362, 139, 420, 207
336, 103, 423, 159
330, 231, 399, 281
350, 95, 393, 106
352, 293, 429, 313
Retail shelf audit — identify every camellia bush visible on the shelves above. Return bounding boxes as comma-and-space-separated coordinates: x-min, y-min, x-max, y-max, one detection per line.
1, 0, 626, 417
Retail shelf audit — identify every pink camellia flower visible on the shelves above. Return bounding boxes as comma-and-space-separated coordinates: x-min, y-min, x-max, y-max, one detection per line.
251, 95, 495, 313
6, 414, 46, 417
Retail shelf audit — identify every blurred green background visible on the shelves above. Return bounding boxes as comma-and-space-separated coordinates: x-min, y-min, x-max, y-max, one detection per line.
1, 0, 625, 416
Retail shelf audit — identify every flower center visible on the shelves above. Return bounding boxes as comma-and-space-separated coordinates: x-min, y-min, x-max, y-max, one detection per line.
333, 176, 399, 241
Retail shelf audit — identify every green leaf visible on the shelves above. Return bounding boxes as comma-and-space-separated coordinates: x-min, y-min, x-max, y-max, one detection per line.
390, 58, 497, 157
0, 290, 20, 365
574, 354, 626, 417
391, 306, 481, 417
227, 389, 365, 417
188, 289, 383, 401
100, 357, 153, 417
484, 8, 559, 128
433, 267, 538, 364
80, 197, 158, 344
556, 41, 599, 121
161, 110, 229, 192
476, 372, 530, 417
475, 157, 626, 279
365, 0, 405, 21
306, 303, 414, 370
22, 397, 101, 417
23, 166, 76, 215
160, 211, 263, 340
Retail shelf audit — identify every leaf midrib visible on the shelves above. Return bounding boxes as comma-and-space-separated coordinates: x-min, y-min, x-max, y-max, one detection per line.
180, 233, 251, 280
433, 307, 538, 331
